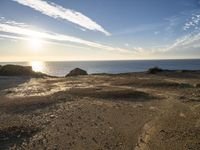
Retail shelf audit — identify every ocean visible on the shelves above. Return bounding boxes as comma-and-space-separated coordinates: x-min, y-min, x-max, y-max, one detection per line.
0, 59, 200, 76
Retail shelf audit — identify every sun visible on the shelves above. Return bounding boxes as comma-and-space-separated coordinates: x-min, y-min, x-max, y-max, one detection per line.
29, 37, 42, 51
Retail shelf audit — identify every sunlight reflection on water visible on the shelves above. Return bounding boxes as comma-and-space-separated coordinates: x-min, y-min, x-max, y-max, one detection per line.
30, 61, 46, 72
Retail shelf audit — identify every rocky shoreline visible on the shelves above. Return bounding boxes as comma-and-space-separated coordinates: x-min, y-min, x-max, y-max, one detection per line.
0, 65, 200, 149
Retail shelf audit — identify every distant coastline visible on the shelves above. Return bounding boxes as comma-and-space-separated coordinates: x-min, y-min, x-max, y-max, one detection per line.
0, 59, 200, 77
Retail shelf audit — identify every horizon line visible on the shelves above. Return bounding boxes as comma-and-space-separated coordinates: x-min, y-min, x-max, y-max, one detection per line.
0, 58, 200, 63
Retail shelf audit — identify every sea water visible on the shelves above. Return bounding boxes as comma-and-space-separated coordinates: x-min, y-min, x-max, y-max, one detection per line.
0, 59, 199, 76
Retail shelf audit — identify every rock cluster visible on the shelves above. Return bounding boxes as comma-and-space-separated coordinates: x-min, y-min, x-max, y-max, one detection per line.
66, 68, 88, 77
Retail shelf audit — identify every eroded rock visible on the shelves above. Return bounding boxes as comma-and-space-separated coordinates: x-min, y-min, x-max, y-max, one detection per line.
66, 68, 88, 77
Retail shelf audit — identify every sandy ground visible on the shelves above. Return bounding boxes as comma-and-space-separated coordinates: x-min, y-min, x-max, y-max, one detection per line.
0, 71, 200, 150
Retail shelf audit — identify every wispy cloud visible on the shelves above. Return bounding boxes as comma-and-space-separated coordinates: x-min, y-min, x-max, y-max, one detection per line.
0, 34, 90, 50
168, 33, 200, 50
12, 0, 110, 36
128, 33, 200, 55
0, 20, 128, 52
131, 47, 148, 54
151, 31, 200, 54
183, 13, 200, 31
164, 10, 200, 52
113, 23, 163, 36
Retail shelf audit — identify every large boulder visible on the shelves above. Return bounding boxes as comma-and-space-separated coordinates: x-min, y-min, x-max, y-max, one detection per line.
66, 68, 88, 77
0, 65, 34, 76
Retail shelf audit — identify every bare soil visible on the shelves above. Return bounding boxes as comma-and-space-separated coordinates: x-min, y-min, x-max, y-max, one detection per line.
0, 71, 200, 150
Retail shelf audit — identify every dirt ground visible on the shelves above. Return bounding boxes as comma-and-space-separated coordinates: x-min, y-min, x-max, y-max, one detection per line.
0, 71, 200, 150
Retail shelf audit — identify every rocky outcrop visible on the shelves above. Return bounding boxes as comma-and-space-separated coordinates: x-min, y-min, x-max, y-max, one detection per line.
66, 68, 88, 77
0, 65, 46, 77
0, 65, 34, 76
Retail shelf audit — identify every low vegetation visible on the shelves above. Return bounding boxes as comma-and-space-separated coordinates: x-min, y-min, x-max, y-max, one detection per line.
147, 67, 163, 74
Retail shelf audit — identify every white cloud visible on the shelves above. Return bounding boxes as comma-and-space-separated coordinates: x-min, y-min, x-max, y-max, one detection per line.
0, 20, 128, 52
157, 32, 200, 53
128, 32, 200, 55
12, 0, 110, 36
5, 20, 30, 28
183, 14, 200, 31
132, 47, 146, 54
0, 34, 89, 50
152, 12, 200, 53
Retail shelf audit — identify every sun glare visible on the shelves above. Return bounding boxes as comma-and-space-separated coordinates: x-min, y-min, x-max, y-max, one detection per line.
29, 37, 42, 51
30, 61, 45, 72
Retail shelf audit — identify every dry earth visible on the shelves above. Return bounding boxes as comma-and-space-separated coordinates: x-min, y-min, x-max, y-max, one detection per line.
0, 71, 200, 150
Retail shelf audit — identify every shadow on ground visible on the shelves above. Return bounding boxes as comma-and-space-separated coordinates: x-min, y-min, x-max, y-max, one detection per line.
67, 87, 157, 102
0, 76, 31, 91
0, 125, 39, 149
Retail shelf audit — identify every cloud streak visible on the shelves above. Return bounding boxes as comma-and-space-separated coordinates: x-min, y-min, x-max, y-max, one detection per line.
127, 33, 200, 55
0, 20, 128, 52
12, 0, 110, 36
113, 23, 162, 36
0, 34, 90, 50
167, 33, 200, 50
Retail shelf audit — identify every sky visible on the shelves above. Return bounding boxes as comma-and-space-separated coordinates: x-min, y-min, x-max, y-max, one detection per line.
0, 0, 200, 61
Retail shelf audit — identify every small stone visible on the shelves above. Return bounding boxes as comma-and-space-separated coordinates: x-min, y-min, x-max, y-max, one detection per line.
50, 115, 55, 119
180, 112, 186, 118
137, 104, 143, 107
109, 126, 113, 130
149, 106, 156, 110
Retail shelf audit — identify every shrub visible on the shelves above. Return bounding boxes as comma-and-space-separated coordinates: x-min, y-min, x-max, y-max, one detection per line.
147, 67, 163, 74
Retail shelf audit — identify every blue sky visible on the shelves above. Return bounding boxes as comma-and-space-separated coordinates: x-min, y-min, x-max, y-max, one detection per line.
0, 0, 200, 61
